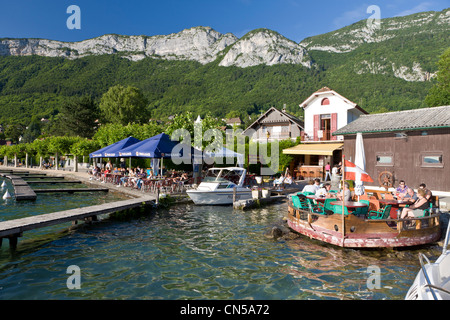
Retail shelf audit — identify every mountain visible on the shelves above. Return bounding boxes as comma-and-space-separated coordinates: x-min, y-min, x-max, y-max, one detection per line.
0, 9, 448, 127
0, 26, 315, 69
302, 8, 449, 82
218, 29, 312, 68
0, 27, 238, 64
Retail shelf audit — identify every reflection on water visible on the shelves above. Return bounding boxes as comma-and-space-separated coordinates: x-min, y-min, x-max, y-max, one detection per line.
0, 180, 446, 300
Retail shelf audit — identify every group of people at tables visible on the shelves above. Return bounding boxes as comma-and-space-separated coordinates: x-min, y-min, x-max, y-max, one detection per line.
300, 178, 434, 219
394, 180, 433, 219
89, 161, 190, 192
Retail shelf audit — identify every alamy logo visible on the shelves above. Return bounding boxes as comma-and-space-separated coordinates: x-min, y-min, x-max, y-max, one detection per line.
366, 265, 381, 290
66, 265, 81, 289
67, 5, 81, 30
366, 5, 381, 30
170, 126, 280, 176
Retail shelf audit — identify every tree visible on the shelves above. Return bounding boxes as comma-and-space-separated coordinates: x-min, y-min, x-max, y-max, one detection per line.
425, 48, 450, 107
22, 116, 42, 143
58, 95, 99, 138
165, 112, 225, 150
70, 138, 100, 158
93, 122, 163, 147
99, 85, 149, 125
4, 123, 25, 144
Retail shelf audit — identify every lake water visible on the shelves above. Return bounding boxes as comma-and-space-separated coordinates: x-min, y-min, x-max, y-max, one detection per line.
0, 176, 445, 300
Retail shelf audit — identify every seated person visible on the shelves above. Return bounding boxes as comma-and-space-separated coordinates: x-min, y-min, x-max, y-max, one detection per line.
400, 189, 429, 219
402, 188, 417, 204
336, 181, 352, 201
395, 180, 408, 199
284, 173, 293, 185
136, 168, 147, 190
273, 174, 285, 187
419, 183, 432, 201
315, 183, 333, 198
302, 179, 319, 193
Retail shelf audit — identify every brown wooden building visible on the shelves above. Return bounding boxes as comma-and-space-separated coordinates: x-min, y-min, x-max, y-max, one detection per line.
333, 106, 450, 192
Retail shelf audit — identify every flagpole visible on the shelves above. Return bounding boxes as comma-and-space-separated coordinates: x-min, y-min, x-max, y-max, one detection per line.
342, 154, 345, 247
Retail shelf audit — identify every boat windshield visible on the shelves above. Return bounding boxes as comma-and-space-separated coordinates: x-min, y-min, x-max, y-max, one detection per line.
203, 168, 244, 185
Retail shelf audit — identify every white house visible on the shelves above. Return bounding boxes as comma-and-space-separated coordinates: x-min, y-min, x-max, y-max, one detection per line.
300, 87, 368, 142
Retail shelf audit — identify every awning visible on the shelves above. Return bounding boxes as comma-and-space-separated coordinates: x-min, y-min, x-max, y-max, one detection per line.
282, 143, 343, 156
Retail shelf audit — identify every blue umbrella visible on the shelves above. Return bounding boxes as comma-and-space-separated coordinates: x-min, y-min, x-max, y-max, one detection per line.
89, 136, 140, 158
118, 133, 184, 158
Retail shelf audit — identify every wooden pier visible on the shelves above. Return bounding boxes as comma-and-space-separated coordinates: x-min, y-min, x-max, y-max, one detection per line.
34, 188, 109, 194
0, 174, 37, 201
0, 196, 156, 249
27, 180, 82, 184
0, 171, 93, 200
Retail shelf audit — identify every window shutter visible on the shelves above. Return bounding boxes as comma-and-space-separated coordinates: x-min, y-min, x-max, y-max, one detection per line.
313, 115, 319, 141
331, 113, 338, 140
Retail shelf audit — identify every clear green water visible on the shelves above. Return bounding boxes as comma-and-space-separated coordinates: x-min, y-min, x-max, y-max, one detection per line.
0, 177, 444, 300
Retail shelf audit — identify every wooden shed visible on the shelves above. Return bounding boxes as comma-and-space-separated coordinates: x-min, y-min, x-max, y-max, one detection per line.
333, 106, 450, 192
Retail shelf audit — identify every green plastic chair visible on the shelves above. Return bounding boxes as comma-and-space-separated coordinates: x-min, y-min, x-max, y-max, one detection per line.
417, 203, 433, 218
307, 198, 325, 214
333, 205, 350, 215
323, 198, 336, 214
368, 205, 392, 220
354, 200, 370, 216
292, 196, 310, 210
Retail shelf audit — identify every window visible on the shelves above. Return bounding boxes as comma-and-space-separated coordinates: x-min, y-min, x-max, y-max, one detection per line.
321, 98, 330, 105
376, 153, 393, 166
421, 152, 443, 168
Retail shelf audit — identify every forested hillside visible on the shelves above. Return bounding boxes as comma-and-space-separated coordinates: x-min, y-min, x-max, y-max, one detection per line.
0, 8, 448, 129
0, 52, 435, 125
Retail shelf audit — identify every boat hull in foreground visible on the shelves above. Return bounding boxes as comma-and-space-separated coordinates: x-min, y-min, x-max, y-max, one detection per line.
406, 223, 450, 300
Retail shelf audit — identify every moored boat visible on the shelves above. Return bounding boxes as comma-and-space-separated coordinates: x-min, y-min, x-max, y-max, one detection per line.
186, 167, 252, 205
286, 193, 441, 248
405, 223, 450, 300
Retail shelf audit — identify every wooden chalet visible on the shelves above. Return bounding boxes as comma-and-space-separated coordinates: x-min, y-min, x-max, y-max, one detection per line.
333, 105, 450, 192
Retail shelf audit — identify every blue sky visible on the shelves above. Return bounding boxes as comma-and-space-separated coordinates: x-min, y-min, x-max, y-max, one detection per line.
0, 0, 448, 43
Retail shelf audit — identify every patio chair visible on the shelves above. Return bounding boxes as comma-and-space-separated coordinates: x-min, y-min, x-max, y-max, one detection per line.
353, 200, 370, 216
368, 205, 392, 220
323, 198, 336, 215
307, 197, 325, 214
332, 205, 350, 215
292, 195, 310, 211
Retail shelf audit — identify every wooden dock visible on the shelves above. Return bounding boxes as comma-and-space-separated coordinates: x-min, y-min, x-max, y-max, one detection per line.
0, 196, 156, 249
1, 171, 89, 200
27, 180, 82, 184
34, 188, 109, 194
0, 174, 37, 201
22, 176, 65, 180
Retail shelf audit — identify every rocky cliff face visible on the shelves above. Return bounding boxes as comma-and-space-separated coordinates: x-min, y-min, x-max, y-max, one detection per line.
0, 26, 312, 68
219, 29, 311, 68
300, 9, 450, 53
300, 9, 449, 82
0, 8, 448, 79
0, 27, 239, 64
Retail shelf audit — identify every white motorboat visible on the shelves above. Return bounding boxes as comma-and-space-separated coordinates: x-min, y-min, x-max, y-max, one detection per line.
405, 223, 450, 300
186, 167, 252, 205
